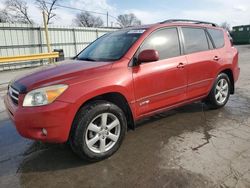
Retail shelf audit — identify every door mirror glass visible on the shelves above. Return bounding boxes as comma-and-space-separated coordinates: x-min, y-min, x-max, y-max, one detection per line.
137, 49, 159, 64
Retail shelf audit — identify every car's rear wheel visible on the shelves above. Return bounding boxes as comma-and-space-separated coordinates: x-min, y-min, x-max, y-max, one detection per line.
206, 73, 231, 109
70, 100, 127, 161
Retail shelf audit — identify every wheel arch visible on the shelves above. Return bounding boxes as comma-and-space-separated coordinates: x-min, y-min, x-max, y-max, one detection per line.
220, 69, 234, 94
74, 92, 135, 130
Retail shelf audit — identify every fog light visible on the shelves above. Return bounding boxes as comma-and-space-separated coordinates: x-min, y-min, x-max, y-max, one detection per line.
41, 128, 47, 136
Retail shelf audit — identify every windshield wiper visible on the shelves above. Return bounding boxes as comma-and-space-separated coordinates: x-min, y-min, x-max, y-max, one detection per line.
76, 57, 97, 61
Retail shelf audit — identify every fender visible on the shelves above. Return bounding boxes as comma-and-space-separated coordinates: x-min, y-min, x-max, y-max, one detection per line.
61, 83, 136, 122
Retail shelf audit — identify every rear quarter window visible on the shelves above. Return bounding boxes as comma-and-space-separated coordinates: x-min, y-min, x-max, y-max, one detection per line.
207, 29, 225, 48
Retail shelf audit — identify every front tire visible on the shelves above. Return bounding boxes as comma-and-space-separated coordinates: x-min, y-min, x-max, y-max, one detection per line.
206, 73, 231, 109
70, 100, 127, 161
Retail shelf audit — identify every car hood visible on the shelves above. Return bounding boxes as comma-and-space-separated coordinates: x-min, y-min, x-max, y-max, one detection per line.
13, 60, 112, 93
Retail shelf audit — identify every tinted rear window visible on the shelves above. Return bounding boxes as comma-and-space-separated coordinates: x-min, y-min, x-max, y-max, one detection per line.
182, 28, 209, 54
207, 29, 225, 48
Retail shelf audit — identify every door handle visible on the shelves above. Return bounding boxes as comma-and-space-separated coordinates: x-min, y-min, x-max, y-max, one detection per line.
213, 56, 220, 61
177, 62, 185, 69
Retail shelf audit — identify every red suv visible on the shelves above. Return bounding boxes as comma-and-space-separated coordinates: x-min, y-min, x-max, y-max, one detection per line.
4, 19, 240, 161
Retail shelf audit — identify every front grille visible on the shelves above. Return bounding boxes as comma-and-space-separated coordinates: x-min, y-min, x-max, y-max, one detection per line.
8, 86, 19, 105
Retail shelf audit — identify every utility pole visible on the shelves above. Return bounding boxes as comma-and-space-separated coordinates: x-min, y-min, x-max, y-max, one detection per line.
43, 11, 52, 63
107, 11, 109, 27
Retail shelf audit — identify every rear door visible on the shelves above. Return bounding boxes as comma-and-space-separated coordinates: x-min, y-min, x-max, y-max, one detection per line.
181, 27, 219, 99
132, 27, 188, 116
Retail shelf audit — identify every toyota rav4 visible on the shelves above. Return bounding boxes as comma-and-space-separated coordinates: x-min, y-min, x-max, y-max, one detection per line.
4, 19, 240, 161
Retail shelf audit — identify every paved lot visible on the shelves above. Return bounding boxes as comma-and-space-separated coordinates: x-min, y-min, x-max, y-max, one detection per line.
0, 45, 250, 188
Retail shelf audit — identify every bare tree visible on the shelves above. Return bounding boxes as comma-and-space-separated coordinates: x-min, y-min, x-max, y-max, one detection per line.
35, 0, 59, 24
74, 12, 104, 27
117, 13, 141, 28
0, 9, 9, 23
5, 0, 33, 24
220, 22, 231, 31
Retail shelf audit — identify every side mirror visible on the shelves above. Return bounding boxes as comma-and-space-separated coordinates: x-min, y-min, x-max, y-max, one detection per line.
137, 49, 159, 64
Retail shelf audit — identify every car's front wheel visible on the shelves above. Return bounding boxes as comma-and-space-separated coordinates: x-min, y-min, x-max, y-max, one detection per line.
206, 73, 231, 109
70, 100, 127, 161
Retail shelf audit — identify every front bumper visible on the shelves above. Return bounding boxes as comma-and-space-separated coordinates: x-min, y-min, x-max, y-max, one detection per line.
4, 94, 75, 143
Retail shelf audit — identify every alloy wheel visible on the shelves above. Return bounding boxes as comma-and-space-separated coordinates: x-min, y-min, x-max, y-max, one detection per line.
85, 113, 121, 154
215, 78, 229, 104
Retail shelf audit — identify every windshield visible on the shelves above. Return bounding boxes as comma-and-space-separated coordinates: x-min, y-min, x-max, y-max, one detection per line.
76, 29, 145, 61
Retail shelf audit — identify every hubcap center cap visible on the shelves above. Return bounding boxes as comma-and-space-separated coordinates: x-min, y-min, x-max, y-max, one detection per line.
99, 130, 108, 137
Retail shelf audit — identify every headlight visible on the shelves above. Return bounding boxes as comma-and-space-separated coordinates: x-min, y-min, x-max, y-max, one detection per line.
23, 84, 68, 107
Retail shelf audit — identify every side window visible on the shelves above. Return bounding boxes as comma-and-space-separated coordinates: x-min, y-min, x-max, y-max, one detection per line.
182, 28, 209, 54
139, 28, 180, 61
207, 29, 225, 48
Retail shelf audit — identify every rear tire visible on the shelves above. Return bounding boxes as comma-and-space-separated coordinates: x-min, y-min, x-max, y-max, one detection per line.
70, 100, 127, 161
206, 73, 231, 109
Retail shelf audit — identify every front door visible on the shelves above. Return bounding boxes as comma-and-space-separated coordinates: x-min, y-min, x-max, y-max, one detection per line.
132, 27, 188, 116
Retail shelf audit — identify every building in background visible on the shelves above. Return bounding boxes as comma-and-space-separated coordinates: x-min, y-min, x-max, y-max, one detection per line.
231, 25, 250, 44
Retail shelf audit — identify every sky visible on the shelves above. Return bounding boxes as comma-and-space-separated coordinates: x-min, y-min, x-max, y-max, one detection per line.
0, 0, 250, 27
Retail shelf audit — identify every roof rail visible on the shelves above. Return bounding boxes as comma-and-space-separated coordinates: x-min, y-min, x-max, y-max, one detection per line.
160, 19, 218, 27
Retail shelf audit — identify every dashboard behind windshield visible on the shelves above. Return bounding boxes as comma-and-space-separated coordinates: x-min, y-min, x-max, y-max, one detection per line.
77, 29, 146, 62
